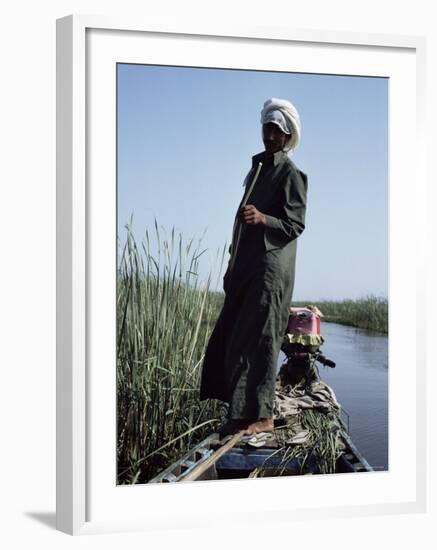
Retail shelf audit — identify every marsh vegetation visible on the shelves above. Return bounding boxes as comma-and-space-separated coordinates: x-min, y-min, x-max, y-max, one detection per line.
116, 224, 387, 483
117, 224, 227, 484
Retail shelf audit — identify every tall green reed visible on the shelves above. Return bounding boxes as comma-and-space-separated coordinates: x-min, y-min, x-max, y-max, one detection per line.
117, 221, 227, 484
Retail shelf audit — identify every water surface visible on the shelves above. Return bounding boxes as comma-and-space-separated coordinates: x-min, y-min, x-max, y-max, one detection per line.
279, 321, 388, 471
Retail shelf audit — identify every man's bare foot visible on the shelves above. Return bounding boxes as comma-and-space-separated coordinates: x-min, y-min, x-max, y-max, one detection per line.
218, 419, 250, 437
219, 418, 274, 437
244, 418, 274, 435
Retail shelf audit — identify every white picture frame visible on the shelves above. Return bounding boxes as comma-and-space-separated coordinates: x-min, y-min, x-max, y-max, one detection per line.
56, 14, 427, 535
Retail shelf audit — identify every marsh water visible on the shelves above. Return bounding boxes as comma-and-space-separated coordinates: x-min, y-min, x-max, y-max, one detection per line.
279, 322, 389, 471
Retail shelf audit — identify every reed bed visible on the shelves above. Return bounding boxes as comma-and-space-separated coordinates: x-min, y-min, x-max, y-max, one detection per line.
294, 296, 388, 333
117, 223, 227, 484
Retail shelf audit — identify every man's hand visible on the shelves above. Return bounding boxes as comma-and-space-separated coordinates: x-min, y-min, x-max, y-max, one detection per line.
239, 204, 266, 225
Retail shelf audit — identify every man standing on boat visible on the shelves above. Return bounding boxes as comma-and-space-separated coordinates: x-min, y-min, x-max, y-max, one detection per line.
200, 97, 308, 436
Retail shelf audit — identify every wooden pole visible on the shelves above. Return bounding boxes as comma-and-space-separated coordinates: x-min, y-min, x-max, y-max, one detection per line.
228, 162, 263, 273
181, 431, 245, 482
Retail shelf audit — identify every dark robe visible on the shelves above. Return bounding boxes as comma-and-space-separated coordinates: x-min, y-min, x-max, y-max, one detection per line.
199, 149, 308, 419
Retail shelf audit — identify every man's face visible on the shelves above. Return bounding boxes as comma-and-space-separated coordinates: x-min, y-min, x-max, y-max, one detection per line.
262, 122, 288, 154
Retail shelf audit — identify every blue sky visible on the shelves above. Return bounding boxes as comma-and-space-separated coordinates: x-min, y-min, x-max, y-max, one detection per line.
117, 64, 388, 300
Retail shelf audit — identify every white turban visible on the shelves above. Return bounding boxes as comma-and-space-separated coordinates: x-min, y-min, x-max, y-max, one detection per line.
260, 97, 301, 152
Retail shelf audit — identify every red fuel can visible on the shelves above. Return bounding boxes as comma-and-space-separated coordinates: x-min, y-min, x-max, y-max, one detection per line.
287, 307, 321, 336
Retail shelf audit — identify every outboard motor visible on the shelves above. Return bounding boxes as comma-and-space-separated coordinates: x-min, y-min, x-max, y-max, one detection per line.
280, 306, 335, 388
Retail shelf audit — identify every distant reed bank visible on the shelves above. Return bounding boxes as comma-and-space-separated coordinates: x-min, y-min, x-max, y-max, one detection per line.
293, 297, 388, 334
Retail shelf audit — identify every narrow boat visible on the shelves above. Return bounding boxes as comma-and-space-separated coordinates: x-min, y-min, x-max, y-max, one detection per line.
149, 306, 374, 483
149, 423, 373, 483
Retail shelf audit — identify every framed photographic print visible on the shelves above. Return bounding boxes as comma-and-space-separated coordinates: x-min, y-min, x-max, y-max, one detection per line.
56, 14, 427, 535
